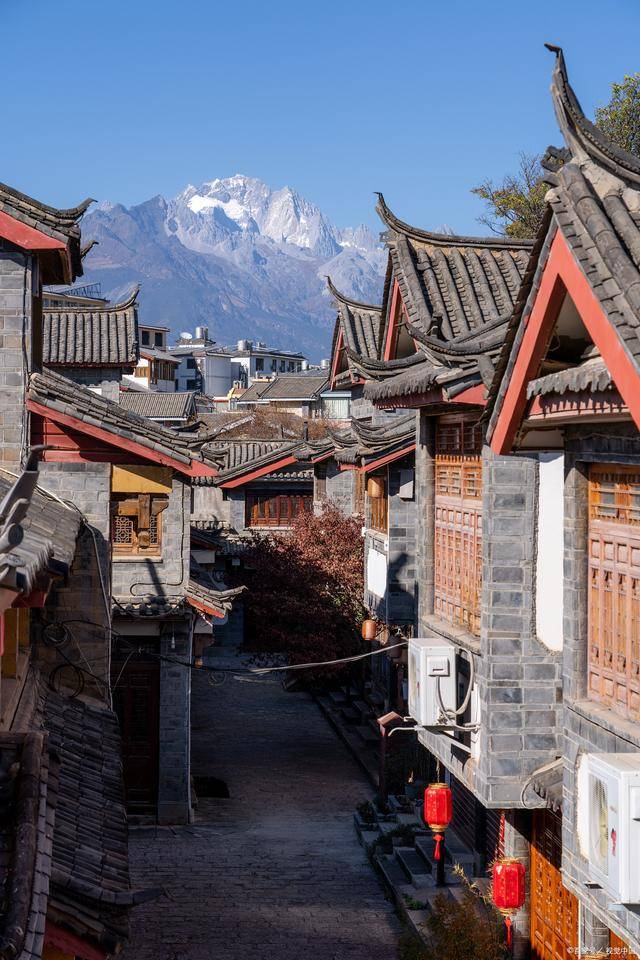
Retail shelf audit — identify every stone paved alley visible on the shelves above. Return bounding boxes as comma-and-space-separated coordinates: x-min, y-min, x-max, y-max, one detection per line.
122, 647, 400, 960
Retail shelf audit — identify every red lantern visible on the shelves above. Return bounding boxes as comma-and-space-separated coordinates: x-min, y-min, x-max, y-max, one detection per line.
423, 783, 452, 861
493, 859, 526, 947
361, 619, 378, 641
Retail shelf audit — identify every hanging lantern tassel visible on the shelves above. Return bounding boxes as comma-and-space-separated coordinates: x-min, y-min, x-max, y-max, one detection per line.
423, 783, 452, 861
433, 832, 443, 860
504, 916, 512, 948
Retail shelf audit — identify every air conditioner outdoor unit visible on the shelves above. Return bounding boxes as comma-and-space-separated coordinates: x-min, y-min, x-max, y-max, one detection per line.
577, 753, 640, 903
407, 637, 456, 727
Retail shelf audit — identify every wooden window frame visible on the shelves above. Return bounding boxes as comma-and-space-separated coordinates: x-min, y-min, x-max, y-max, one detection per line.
588, 465, 640, 721
111, 493, 168, 557
245, 490, 312, 528
354, 470, 366, 515
434, 415, 483, 636
367, 473, 388, 534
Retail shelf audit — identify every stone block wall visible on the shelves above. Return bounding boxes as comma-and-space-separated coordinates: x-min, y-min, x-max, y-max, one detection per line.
0, 243, 33, 472
321, 459, 354, 516
52, 365, 122, 402
36, 461, 112, 690
158, 613, 193, 824
387, 457, 417, 628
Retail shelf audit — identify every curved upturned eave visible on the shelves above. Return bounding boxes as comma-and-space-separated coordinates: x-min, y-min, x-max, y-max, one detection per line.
0, 181, 95, 224
545, 44, 640, 186
326, 276, 382, 313
374, 192, 534, 250
45, 285, 140, 313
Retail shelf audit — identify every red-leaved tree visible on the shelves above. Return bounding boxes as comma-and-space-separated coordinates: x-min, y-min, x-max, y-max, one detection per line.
239, 503, 365, 670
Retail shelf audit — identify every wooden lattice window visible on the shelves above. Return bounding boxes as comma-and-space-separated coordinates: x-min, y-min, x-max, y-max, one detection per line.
246, 491, 312, 527
588, 466, 640, 720
111, 493, 168, 556
434, 416, 483, 635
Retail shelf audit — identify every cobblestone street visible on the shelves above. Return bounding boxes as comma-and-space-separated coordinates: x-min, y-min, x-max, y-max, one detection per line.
122, 648, 400, 959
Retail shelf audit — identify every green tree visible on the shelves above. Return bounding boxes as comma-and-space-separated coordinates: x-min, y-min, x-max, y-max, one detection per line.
472, 73, 640, 239
471, 152, 547, 239
595, 73, 640, 157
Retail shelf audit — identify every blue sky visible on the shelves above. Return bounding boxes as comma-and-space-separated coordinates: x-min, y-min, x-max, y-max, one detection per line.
3, 0, 639, 234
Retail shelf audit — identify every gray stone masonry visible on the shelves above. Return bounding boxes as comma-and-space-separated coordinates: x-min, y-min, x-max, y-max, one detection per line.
387, 456, 417, 628
192, 483, 230, 527
318, 458, 355, 516
53, 366, 122, 402
414, 420, 563, 808
36, 461, 112, 691
158, 614, 193, 824
560, 427, 640, 955
0, 243, 33, 471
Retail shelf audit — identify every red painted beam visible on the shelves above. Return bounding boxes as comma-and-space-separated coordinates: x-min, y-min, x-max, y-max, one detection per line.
44, 921, 107, 960
27, 401, 217, 479
362, 443, 416, 474
329, 327, 344, 391
383, 280, 403, 361
491, 230, 640, 453
187, 595, 225, 618
0, 210, 66, 251
220, 454, 298, 488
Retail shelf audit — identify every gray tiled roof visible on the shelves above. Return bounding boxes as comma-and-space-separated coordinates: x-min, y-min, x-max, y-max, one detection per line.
0, 731, 55, 960
0, 181, 92, 283
34, 683, 160, 954
43, 288, 139, 368
188, 560, 246, 616
527, 357, 613, 398
0, 475, 82, 593
487, 46, 640, 436
119, 391, 197, 420
352, 197, 532, 405
236, 375, 328, 404
327, 278, 382, 387
28, 370, 223, 476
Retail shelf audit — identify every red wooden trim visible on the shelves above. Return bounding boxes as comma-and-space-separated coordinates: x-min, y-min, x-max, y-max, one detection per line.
310, 450, 334, 464
527, 390, 628, 420
186, 595, 225, 619
13, 588, 48, 609
44, 921, 107, 960
362, 443, 416, 474
219, 454, 298, 488
329, 327, 345, 390
27, 401, 217, 478
383, 280, 403, 361
339, 463, 357, 471
491, 230, 640, 453
451, 384, 486, 405
0, 210, 66, 251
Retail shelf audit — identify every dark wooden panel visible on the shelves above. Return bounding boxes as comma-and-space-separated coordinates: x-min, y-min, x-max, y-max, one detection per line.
112, 656, 160, 816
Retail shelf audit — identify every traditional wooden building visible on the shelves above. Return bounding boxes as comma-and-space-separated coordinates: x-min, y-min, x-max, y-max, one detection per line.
486, 45, 640, 959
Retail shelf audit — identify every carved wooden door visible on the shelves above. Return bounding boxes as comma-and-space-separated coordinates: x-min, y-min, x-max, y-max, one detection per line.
530, 810, 578, 960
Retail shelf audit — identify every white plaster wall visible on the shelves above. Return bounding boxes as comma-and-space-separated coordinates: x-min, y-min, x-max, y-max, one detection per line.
536, 452, 565, 651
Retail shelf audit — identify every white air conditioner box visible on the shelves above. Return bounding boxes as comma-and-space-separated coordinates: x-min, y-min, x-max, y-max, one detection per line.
407, 637, 456, 727
577, 753, 640, 903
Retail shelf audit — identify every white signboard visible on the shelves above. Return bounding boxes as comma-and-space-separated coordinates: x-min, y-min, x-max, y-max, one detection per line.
367, 547, 387, 599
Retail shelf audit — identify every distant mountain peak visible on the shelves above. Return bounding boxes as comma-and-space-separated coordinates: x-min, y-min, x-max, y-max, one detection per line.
79, 174, 386, 360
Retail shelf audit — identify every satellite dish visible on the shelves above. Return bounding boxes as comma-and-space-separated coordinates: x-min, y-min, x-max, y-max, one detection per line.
181, 332, 193, 340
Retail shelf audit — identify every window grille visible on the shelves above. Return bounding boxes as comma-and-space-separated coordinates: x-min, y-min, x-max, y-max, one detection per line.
111, 493, 168, 556
434, 417, 483, 635
588, 466, 640, 719
246, 491, 312, 527
367, 475, 388, 533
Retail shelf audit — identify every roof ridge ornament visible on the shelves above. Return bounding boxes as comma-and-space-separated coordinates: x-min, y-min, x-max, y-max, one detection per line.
545, 43, 640, 186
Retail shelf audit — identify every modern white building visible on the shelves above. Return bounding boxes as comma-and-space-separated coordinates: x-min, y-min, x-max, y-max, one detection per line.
169, 328, 309, 402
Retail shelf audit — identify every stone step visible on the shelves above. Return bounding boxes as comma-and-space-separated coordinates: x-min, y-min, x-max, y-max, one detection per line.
339, 706, 360, 724
396, 846, 433, 886
414, 835, 475, 877
355, 724, 379, 746
328, 689, 348, 706
375, 853, 409, 891
351, 699, 370, 718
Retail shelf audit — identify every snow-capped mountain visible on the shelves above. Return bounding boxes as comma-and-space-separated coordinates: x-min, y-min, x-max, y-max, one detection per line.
79, 175, 386, 359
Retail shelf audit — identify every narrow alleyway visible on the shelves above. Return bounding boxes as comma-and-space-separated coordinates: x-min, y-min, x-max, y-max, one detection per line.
122, 644, 400, 960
